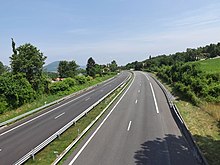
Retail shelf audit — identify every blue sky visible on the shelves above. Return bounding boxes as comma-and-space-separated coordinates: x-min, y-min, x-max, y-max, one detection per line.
1, 0, 220, 66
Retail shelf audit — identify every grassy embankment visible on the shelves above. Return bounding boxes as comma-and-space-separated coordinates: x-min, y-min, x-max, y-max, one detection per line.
0, 74, 115, 124
158, 58, 220, 165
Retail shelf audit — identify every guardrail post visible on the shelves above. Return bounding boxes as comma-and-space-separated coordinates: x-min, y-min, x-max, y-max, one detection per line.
31, 149, 35, 160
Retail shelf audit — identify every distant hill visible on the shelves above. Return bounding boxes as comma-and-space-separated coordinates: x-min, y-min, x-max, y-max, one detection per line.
44, 61, 60, 72
44, 61, 86, 73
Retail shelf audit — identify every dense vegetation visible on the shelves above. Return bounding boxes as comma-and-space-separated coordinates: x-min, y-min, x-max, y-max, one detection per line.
124, 42, 220, 104
0, 40, 119, 115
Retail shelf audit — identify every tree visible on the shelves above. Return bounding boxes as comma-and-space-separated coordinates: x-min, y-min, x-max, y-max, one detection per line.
58, 60, 78, 78
134, 61, 143, 71
109, 60, 118, 72
67, 60, 78, 77
0, 61, 5, 75
10, 43, 47, 91
58, 61, 68, 78
0, 73, 36, 108
86, 57, 96, 77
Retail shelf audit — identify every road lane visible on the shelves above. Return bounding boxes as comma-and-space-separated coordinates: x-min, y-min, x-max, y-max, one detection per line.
64, 71, 198, 165
0, 71, 130, 165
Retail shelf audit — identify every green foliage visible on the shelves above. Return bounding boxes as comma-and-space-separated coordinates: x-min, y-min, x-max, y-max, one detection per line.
62, 78, 76, 87
0, 73, 36, 108
0, 61, 5, 75
86, 57, 96, 77
58, 60, 79, 78
75, 75, 87, 84
157, 62, 220, 104
49, 81, 69, 94
10, 43, 47, 91
109, 60, 118, 72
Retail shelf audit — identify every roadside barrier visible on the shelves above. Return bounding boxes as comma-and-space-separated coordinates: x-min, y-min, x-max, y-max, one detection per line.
150, 74, 208, 165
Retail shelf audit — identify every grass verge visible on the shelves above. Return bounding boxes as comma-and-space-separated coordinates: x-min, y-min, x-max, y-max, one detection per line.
0, 74, 115, 124
24, 75, 130, 165
153, 74, 220, 165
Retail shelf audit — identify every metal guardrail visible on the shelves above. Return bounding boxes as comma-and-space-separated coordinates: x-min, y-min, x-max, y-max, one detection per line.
150, 74, 208, 165
0, 75, 117, 127
14, 73, 131, 165
51, 73, 133, 165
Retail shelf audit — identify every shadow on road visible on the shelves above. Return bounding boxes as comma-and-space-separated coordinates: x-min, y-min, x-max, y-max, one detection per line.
134, 134, 198, 165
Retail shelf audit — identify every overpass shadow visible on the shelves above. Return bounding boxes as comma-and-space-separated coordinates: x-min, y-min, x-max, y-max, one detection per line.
133, 134, 198, 165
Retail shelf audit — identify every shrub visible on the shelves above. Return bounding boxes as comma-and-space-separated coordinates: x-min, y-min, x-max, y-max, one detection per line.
75, 75, 87, 84
62, 78, 76, 87
49, 81, 69, 94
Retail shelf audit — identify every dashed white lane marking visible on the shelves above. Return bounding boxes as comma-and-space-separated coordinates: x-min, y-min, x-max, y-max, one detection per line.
85, 97, 90, 101
138, 90, 140, 93
135, 99, 138, 104
149, 83, 159, 114
0, 89, 95, 137
68, 73, 135, 165
55, 112, 65, 119
0, 148, 2, 152
127, 121, 132, 131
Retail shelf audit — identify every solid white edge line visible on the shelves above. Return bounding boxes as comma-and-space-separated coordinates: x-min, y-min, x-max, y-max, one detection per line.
127, 121, 132, 131
68, 73, 135, 165
146, 75, 150, 81
55, 112, 65, 119
149, 82, 159, 114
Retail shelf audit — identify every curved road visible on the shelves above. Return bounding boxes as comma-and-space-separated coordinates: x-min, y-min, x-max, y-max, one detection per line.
64, 71, 199, 165
0, 71, 130, 165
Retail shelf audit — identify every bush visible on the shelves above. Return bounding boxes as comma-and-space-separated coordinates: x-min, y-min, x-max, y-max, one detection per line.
62, 78, 76, 87
86, 76, 93, 81
0, 73, 36, 108
75, 75, 87, 84
49, 81, 69, 94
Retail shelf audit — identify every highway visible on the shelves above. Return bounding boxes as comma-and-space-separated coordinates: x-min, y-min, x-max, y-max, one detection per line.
0, 71, 130, 165
64, 71, 199, 165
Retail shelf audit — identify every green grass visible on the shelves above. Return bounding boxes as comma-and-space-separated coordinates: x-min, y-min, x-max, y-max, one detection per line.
176, 101, 220, 165
0, 74, 115, 124
24, 80, 126, 165
154, 73, 220, 165
194, 58, 220, 74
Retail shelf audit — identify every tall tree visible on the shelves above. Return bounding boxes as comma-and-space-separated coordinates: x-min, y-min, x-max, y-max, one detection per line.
10, 43, 47, 91
0, 61, 5, 75
58, 61, 69, 78
86, 57, 96, 77
109, 60, 118, 72
58, 60, 78, 78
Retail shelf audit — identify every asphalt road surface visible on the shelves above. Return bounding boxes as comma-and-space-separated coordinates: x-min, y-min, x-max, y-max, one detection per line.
0, 71, 130, 165
64, 71, 199, 165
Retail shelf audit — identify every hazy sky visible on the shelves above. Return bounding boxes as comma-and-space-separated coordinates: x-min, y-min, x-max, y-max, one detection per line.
1, 0, 220, 66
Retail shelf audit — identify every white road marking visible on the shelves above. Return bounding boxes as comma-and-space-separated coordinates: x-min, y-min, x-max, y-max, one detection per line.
135, 99, 138, 104
55, 112, 65, 119
0, 89, 95, 137
68, 73, 135, 165
146, 75, 150, 80
149, 83, 159, 114
138, 90, 140, 93
127, 121, 132, 131
85, 97, 90, 101
0, 148, 2, 152
140, 83, 141, 86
